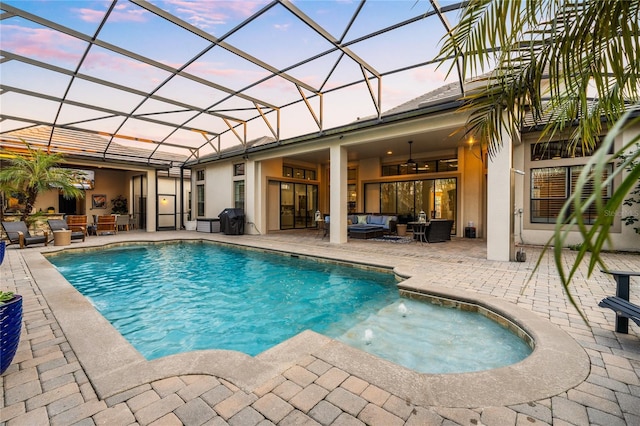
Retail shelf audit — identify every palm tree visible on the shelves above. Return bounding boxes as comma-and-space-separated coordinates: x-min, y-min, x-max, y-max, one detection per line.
436, 0, 639, 318
0, 144, 85, 222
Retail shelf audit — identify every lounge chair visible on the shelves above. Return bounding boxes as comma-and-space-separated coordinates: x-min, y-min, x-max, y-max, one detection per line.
96, 215, 117, 235
48, 219, 86, 242
1, 221, 49, 249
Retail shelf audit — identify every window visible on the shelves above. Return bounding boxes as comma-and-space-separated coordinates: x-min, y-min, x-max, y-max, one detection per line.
348, 183, 357, 213
234, 181, 245, 210
382, 157, 457, 176
530, 140, 608, 161
196, 169, 205, 181
283, 166, 316, 180
347, 168, 357, 180
368, 178, 457, 225
531, 164, 612, 223
196, 184, 205, 217
234, 163, 245, 176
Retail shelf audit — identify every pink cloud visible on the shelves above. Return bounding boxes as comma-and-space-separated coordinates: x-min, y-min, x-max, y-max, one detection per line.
162, 0, 267, 30
1, 25, 84, 65
74, 3, 148, 23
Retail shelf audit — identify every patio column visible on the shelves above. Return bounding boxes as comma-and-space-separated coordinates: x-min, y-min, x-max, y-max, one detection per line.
147, 169, 157, 232
486, 129, 514, 261
330, 144, 348, 244
244, 159, 259, 235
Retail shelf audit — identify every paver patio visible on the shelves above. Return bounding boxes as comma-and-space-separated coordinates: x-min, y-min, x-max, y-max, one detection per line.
1, 230, 639, 425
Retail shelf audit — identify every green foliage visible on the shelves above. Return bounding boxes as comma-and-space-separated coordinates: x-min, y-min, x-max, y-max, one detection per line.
110, 195, 128, 215
0, 291, 15, 304
437, 0, 639, 153
436, 0, 640, 324
0, 143, 85, 221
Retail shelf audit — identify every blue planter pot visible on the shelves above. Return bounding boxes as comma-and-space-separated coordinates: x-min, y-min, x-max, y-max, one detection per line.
0, 295, 23, 375
0, 240, 5, 265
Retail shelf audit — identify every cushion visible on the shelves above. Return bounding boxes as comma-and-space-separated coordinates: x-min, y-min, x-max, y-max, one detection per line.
357, 215, 368, 225
385, 216, 397, 228
369, 215, 386, 225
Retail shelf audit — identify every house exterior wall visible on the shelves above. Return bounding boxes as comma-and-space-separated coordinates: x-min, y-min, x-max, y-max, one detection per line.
518, 124, 640, 251
197, 162, 233, 219
190, 112, 638, 255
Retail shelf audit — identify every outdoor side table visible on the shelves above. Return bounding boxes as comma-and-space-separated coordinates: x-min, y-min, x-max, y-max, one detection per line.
53, 230, 72, 246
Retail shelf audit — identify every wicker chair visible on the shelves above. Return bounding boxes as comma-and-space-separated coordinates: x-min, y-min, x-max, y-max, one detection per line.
48, 219, 86, 242
1, 221, 49, 249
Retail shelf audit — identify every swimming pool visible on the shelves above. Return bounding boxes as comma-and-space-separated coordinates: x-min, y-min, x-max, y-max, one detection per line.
47, 241, 531, 373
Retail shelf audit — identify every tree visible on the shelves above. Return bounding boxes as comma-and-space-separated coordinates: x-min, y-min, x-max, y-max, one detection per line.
0, 144, 85, 222
436, 0, 640, 319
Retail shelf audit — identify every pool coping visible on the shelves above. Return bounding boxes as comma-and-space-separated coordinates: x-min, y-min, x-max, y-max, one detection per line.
25, 238, 590, 408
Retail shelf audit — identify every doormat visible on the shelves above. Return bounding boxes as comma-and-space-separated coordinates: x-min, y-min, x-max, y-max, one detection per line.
369, 235, 414, 244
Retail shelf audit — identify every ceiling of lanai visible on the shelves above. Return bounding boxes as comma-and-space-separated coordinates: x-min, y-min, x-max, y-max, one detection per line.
0, 0, 469, 168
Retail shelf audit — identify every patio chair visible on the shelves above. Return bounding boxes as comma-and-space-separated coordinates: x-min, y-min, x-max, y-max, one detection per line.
66, 215, 88, 236
1, 221, 49, 249
48, 219, 86, 242
116, 214, 130, 231
96, 215, 117, 235
425, 219, 454, 243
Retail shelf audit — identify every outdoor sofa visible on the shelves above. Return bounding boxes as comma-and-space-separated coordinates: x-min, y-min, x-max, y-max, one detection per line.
347, 214, 397, 234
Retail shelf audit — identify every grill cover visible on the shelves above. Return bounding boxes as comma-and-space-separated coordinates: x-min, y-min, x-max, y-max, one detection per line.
218, 208, 245, 235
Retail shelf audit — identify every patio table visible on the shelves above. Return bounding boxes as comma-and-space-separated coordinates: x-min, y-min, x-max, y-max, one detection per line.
348, 225, 385, 239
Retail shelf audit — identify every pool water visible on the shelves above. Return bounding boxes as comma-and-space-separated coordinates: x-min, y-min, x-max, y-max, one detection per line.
332, 299, 532, 373
48, 242, 531, 373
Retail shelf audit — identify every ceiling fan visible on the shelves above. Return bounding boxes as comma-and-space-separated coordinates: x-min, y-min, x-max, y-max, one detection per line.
404, 140, 416, 166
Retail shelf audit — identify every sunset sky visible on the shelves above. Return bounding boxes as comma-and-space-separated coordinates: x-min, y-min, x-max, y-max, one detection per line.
0, 1, 464, 157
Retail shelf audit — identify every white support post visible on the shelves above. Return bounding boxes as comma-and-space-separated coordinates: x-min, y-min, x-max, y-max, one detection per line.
146, 169, 157, 232
244, 159, 259, 235
330, 145, 348, 243
486, 133, 514, 261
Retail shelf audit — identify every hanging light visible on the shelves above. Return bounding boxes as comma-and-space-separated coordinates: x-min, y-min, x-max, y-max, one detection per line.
405, 140, 415, 165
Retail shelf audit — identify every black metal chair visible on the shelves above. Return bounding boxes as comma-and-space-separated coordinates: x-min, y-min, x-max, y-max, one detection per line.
1, 221, 49, 249
48, 219, 86, 242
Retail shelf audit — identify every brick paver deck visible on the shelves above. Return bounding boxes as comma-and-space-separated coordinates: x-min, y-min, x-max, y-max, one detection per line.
1, 230, 639, 425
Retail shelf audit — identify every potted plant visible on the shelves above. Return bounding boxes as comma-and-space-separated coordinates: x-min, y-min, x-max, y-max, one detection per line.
0, 290, 22, 375
47, 206, 55, 213
110, 195, 128, 215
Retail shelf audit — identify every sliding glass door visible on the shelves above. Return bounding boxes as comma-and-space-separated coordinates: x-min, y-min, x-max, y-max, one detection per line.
279, 182, 318, 229
366, 178, 457, 226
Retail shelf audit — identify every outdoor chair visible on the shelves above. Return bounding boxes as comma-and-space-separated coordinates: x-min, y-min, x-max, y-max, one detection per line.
116, 214, 130, 231
96, 215, 117, 235
48, 219, 86, 242
66, 215, 88, 236
425, 219, 454, 243
1, 221, 49, 249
